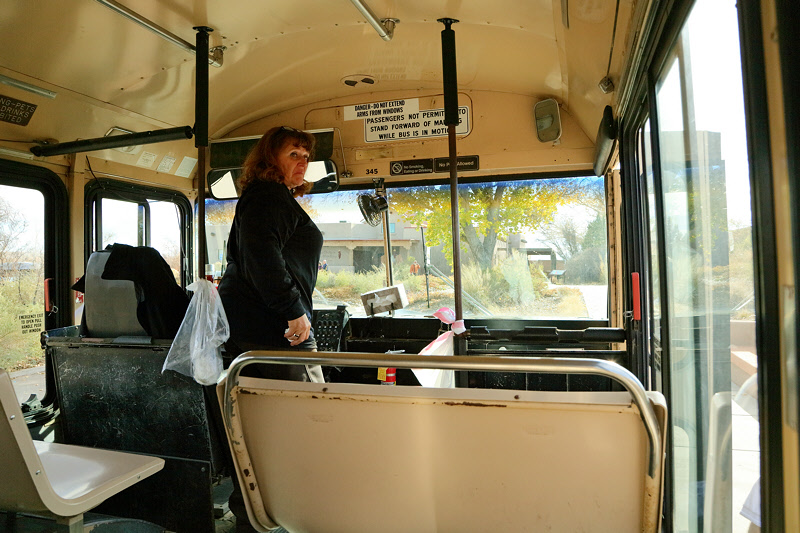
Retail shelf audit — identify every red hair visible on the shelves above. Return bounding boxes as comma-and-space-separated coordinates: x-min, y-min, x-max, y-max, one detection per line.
239, 126, 316, 197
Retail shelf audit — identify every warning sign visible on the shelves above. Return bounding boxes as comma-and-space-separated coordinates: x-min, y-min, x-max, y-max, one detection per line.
344, 99, 419, 121
434, 155, 480, 172
18, 313, 44, 335
390, 159, 434, 176
344, 98, 470, 143
0, 94, 37, 126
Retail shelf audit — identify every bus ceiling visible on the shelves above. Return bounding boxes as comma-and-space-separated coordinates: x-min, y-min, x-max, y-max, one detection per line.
0, 1, 643, 181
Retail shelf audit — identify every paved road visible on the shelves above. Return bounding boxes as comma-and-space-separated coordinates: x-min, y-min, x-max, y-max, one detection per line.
9, 365, 46, 404
559, 284, 609, 319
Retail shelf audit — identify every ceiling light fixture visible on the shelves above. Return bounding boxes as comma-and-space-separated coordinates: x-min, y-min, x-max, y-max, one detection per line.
0, 74, 57, 99
0, 146, 36, 160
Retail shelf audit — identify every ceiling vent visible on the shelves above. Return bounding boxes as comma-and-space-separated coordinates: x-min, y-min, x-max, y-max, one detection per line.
341, 74, 377, 87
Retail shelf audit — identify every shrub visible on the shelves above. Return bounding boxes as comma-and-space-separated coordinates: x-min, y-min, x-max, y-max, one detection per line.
462, 262, 509, 308
500, 252, 537, 305
315, 269, 335, 288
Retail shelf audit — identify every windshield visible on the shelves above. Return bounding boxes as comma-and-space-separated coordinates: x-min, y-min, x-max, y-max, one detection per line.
206, 175, 608, 319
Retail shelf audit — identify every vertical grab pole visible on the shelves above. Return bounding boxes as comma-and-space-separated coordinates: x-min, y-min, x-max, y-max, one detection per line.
194, 26, 212, 282
377, 178, 394, 291
438, 17, 463, 327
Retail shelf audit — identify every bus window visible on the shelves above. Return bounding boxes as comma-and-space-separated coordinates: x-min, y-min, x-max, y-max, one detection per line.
0, 185, 45, 402
149, 201, 184, 282
653, 0, 759, 530
99, 198, 143, 248
87, 179, 191, 286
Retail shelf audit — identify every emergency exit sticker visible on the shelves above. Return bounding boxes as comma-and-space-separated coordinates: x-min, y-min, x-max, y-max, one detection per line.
18, 313, 43, 335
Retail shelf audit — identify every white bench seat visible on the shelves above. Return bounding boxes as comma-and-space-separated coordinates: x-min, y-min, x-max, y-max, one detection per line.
0, 368, 165, 532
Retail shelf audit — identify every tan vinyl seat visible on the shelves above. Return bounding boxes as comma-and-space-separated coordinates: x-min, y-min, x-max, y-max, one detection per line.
0, 368, 165, 532
218, 352, 668, 533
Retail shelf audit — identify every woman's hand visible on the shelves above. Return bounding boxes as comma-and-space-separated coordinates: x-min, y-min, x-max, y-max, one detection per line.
285, 314, 311, 346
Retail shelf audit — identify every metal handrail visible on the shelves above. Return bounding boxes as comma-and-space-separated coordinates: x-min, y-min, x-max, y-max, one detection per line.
347, 0, 398, 41
223, 350, 661, 479
94, 0, 224, 66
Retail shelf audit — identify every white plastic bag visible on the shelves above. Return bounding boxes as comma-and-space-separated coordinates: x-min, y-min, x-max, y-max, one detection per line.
162, 280, 229, 385
412, 307, 464, 388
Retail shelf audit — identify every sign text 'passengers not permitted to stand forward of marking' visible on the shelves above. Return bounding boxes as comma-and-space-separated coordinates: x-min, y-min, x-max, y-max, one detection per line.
343, 98, 471, 143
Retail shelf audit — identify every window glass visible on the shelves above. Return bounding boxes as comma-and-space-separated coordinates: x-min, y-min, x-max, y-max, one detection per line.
0, 185, 45, 402
150, 201, 183, 283
206, 197, 236, 280
208, 176, 607, 319
640, 118, 663, 391
643, 119, 661, 340
387, 178, 608, 319
100, 198, 141, 248
92, 185, 189, 286
654, 0, 758, 530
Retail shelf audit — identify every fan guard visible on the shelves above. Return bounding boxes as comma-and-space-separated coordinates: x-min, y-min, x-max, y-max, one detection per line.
357, 194, 388, 227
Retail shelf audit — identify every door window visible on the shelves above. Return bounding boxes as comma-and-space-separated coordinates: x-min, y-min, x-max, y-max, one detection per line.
0, 185, 45, 388
654, 1, 759, 530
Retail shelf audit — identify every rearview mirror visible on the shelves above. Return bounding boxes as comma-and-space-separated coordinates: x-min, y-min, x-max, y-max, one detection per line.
208, 160, 339, 200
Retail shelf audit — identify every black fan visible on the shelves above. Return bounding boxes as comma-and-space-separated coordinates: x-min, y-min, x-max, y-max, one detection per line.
357, 193, 388, 226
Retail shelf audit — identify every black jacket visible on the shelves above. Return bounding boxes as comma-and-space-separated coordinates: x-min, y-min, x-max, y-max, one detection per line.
73, 244, 189, 338
218, 180, 323, 347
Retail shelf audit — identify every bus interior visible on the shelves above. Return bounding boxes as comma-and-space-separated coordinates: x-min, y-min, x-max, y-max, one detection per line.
0, 0, 798, 531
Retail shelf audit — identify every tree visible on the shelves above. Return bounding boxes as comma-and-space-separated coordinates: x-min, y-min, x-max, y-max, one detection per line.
540, 217, 583, 261
390, 179, 582, 271
538, 178, 608, 283
0, 196, 28, 273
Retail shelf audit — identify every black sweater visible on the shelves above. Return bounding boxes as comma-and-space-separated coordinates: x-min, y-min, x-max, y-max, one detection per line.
218, 180, 323, 347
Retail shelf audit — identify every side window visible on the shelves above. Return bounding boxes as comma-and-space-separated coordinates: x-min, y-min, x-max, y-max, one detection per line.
0, 161, 68, 403
87, 179, 191, 286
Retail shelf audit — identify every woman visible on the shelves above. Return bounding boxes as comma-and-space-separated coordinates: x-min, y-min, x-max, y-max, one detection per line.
217, 126, 323, 533
218, 125, 323, 382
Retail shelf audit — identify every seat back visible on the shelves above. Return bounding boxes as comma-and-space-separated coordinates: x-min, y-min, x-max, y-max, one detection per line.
84, 250, 147, 337
0, 368, 50, 515
219, 352, 667, 533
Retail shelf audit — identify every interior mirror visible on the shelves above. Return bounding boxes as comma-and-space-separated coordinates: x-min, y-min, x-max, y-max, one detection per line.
208, 160, 339, 200
534, 98, 562, 143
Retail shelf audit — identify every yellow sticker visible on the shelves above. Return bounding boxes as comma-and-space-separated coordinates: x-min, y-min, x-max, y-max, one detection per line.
377, 367, 387, 381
